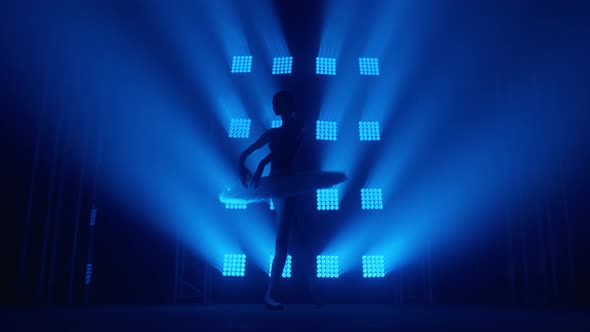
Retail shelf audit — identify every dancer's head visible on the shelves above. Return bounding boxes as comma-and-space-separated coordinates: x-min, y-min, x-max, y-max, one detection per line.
272, 91, 295, 117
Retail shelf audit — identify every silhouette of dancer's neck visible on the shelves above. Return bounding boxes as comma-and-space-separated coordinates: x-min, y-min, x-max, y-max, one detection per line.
280, 113, 298, 126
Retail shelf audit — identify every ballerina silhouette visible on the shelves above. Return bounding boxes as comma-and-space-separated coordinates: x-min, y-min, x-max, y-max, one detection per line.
239, 91, 303, 309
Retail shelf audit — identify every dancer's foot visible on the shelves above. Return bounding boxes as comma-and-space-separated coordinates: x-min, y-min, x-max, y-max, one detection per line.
264, 292, 284, 310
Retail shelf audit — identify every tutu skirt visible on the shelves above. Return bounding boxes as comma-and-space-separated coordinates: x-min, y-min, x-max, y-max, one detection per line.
219, 171, 347, 205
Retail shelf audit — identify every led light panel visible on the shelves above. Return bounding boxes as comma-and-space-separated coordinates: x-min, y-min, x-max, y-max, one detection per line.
359, 57, 380, 75
316, 57, 336, 75
317, 255, 339, 278
271, 119, 282, 128
225, 202, 247, 210
229, 119, 251, 139
231, 56, 253, 73
272, 57, 293, 74
316, 121, 337, 141
362, 255, 385, 278
223, 254, 246, 277
361, 188, 383, 210
359, 121, 381, 141
317, 188, 339, 210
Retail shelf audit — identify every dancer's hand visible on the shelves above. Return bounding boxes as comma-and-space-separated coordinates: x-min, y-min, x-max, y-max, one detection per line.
240, 165, 252, 188
251, 168, 263, 188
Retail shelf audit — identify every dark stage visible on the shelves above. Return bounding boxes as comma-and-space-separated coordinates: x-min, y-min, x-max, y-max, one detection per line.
2, 305, 589, 332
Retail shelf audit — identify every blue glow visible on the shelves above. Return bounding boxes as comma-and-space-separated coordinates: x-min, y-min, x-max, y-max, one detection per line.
231, 55, 252, 73
361, 188, 383, 210
317, 1, 400, 193
222, 254, 246, 277
18, 0, 587, 300
320, 209, 380, 275
228, 119, 252, 138
316, 121, 338, 141
234, 0, 289, 67
269, 199, 275, 210
317, 189, 339, 210
268, 255, 292, 278
194, 0, 250, 57
318, 0, 360, 57
317, 255, 339, 278
362, 255, 385, 278
359, 57, 380, 75
359, 121, 381, 141
272, 57, 293, 74
316, 57, 336, 75
271, 119, 282, 128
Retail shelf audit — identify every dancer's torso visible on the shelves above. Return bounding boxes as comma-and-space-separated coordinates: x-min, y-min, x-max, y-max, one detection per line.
268, 121, 303, 177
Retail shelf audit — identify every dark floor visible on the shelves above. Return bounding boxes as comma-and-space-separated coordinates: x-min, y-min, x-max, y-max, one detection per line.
2, 304, 590, 332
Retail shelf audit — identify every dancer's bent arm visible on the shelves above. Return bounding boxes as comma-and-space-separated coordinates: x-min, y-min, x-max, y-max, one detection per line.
239, 130, 272, 187
251, 153, 272, 187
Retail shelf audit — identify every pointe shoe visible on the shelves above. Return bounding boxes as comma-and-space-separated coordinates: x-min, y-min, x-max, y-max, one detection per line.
264, 294, 284, 310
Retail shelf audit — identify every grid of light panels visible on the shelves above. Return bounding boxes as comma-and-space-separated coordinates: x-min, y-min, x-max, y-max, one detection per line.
317, 188, 339, 210
361, 188, 383, 210
316, 121, 337, 141
223, 254, 246, 277
359, 57, 380, 75
268, 255, 292, 278
272, 57, 293, 74
228, 56, 378, 75
228, 119, 251, 139
271, 119, 282, 128
362, 255, 385, 278
218, 254, 388, 279
316, 57, 337, 75
317, 255, 339, 278
231, 56, 253, 73
223, 53, 393, 282
359, 121, 381, 141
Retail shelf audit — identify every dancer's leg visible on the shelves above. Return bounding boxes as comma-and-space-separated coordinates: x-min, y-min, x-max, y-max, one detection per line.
265, 196, 295, 307
292, 206, 322, 306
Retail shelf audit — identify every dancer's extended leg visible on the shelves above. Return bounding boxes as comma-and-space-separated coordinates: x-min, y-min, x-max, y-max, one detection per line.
265, 196, 295, 309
